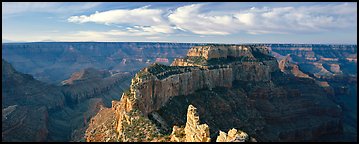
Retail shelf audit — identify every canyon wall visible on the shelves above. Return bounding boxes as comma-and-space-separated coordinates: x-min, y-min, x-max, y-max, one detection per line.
130, 45, 278, 115
84, 44, 346, 142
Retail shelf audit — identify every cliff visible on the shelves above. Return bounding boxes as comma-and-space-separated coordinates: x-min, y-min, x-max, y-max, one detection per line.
61, 68, 132, 106
2, 59, 64, 142
85, 44, 344, 142
86, 102, 252, 142
186, 45, 269, 60
278, 54, 311, 79
130, 45, 278, 115
2, 59, 132, 142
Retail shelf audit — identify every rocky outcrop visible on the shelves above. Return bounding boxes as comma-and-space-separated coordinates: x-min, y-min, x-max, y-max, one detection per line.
169, 105, 253, 142
268, 44, 357, 141
2, 59, 132, 142
216, 128, 251, 142
169, 105, 210, 142
85, 44, 346, 142
61, 68, 132, 106
85, 93, 162, 142
278, 54, 311, 79
130, 64, 233, 115
130, 45, 278, 116
183, 105, 210, 142
186, 45, 269, 60
61, 68, 111, 85
84, 104, 118, 142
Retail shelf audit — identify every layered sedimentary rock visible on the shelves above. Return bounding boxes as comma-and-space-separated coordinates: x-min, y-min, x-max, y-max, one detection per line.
267, 44, 357, 141
85, 44, 345, 142
186, 45, 269, 60
85, 93, 163, 142
278, 54, 311, 79
61, 68, 132, 106
2, 59, 132, 142
2, 59, 64, 142
61, 68, 111, 85
131, 45, 278, 115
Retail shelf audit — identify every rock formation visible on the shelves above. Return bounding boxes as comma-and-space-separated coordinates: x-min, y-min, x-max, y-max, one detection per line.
169, 105, 255, 142
2, 59, 132, 142
130, 45, 278, 116
61, 68, 132, 106
216, 128, 250, 142
267, 44, 357, 141
278, 54, 311, 79
2, 59, 64, 142
3, 43, 355, 142
85, 44, 345, 142
170, 105, 211, 142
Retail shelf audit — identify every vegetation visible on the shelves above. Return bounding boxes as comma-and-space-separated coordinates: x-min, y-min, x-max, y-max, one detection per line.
251, 50, 276, 61
119, 109, 162, 142
123, 89, 131, 96
147, 63, 182, 75
187, 56, 207, 65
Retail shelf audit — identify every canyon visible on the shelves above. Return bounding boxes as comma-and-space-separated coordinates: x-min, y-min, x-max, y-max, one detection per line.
2, 42, 356, 142
2, 42, 200, 84
2, 59, 132, 141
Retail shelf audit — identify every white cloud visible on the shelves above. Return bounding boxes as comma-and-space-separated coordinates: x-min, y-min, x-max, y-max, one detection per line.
168, 4, 238, 35
68, 5, 175, 35
2, 2, 101, 15
63, 2, 356, 38
68, 6, 164, 26
168, 3, 357, 35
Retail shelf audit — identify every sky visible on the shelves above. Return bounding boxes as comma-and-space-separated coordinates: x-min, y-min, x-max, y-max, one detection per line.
2, 2, 357, 44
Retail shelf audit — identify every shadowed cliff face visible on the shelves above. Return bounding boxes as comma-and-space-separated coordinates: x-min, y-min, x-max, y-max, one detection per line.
2, 59, 132, 142
47, 68, 132, 142
153, 72, 343, 141
2, 59, 64, 142
267, 44, 357, 141
2, 59, 65, 110
85, 44, 347, 142
3, 43, 355, 142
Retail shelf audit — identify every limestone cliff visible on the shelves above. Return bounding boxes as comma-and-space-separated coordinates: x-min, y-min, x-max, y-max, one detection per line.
278, 54, 311, 79
85, 44, 343, 142
130, 45, 278, 116
186, 45, 269, 60
85, 44, 271, 142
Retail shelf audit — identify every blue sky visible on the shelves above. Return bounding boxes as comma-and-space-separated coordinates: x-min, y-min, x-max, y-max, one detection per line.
2, 2, 357, 44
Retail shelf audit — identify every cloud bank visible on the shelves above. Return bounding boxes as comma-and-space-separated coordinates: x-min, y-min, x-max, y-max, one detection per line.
67, 2, 356, 38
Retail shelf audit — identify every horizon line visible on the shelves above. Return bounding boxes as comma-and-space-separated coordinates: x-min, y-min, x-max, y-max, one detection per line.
2, 41, 357, 45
